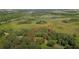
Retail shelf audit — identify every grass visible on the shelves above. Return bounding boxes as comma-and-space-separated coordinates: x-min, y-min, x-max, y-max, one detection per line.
0, 18, 79, 35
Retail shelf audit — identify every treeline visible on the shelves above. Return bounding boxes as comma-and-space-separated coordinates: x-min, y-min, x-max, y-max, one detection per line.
62, 18, 79, 23
0, 11, 24, 24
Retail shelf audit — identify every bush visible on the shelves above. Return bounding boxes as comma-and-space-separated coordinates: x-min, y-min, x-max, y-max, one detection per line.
47, 40, 57, 47
36, 20, 47, 24
18, 20, 32, 24
62, 20, 69, 23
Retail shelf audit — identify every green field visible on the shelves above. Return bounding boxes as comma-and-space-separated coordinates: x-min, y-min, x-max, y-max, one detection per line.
0, 9, 79, 49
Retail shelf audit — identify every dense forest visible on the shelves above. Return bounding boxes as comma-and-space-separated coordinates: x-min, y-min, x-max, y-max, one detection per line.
0, 9, 79, 49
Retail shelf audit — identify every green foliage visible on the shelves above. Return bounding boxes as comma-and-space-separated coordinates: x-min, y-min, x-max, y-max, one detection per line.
0, 12, 24, 25
62, 20, 69, 23
0, 10, 79, 49
62, 19, 79, 23
18, 20, 32, 24
0, 27, 76, 49
47, 40, 57, 47
36, 20, 47, 24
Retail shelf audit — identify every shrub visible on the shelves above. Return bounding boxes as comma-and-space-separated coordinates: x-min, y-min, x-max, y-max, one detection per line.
18, 20, 32, 24
36, 20, 47, 24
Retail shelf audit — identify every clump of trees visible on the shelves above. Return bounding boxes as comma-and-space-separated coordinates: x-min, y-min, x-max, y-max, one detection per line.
69, 18, 79, 22
36, 20, 47, 24
18, 20, 32, 24
62, 18, 79, 23
45, 31, 76, 49
62, 20, 69, 23
0, 12, 24, 25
